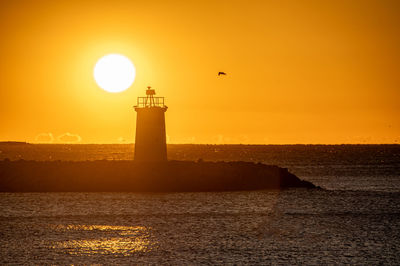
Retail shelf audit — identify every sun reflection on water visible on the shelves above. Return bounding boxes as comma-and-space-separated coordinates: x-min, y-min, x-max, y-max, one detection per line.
52, 225, 155, 256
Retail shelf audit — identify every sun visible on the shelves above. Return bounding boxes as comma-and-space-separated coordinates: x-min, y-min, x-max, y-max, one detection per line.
94, 54, 136, 93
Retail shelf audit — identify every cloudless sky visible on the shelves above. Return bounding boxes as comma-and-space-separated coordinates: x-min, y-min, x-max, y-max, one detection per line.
0, 0, 399, 144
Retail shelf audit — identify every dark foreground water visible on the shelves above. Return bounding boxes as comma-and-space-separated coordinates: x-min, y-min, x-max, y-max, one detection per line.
0, 144, 399, 264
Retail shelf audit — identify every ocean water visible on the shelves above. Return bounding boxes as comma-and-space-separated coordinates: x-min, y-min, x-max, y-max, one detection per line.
0, 144, 399, 264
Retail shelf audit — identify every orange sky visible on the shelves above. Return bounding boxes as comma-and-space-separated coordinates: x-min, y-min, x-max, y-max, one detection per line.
0, 0, 399, 144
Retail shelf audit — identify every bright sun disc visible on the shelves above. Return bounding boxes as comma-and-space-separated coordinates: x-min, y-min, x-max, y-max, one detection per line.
94, 54, 136, 93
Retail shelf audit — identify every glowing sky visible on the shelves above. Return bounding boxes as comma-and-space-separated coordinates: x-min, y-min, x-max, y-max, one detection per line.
0, 0, 399, 144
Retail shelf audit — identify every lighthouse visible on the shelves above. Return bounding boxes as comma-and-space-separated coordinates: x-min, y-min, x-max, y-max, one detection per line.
134, 87, 168, 162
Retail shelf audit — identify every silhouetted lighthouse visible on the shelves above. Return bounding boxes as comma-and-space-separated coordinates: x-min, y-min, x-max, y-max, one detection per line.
134, 87, 168, 162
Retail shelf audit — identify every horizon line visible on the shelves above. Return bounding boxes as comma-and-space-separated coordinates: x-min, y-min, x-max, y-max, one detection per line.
0, 141, 399, 146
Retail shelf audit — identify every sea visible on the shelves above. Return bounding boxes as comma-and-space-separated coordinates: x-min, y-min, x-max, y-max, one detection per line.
0, 144, 399, 264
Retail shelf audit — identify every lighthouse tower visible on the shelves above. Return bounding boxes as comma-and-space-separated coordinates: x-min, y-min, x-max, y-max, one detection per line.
134, 87, 168, 162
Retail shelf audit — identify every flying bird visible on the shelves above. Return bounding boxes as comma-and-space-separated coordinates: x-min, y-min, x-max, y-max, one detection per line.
218, 72, 227, 76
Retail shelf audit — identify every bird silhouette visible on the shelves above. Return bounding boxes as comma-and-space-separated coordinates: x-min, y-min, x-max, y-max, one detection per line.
218, 72, 227, 76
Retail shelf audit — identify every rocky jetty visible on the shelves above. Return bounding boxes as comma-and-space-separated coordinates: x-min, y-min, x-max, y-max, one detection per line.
0, 160, 317, 192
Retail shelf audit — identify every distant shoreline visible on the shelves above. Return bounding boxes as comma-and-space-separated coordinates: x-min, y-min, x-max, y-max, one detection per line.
0, 141, 30, 145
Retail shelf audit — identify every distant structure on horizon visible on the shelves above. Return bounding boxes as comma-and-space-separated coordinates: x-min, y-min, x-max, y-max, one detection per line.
134, 87, 168, 162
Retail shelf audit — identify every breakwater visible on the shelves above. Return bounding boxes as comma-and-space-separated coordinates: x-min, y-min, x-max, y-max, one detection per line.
0, 160, 317, 192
